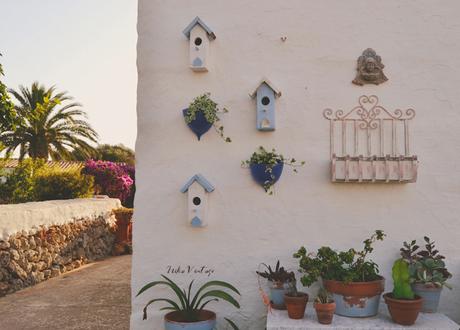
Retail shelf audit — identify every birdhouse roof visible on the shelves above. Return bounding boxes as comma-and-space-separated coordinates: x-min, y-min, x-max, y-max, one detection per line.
183, 17, 216, 40
249, 79, 282, 98
180, 174, 215, 193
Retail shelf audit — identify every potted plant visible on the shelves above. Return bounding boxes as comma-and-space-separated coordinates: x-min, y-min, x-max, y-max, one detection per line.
313, 288, 336, 324
256, 261, 296, 310
400, 236, 452, 312
383, 259, 423, 325
113, 207, 133, 255
294, 230, 386, 318
183, 93, 231, 142
242, 147, 305, 194
137, 274, 240, 330
284, 279, 309, 320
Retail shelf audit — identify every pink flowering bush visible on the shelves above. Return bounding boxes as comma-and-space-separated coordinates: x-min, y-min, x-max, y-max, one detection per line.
82, 160, 135, 207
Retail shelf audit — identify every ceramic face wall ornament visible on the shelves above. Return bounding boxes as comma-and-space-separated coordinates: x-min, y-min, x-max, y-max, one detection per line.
249, 79, 282, 131
352, 48, 388, 86
180, 174, 215, 228
182, 17, 216, 72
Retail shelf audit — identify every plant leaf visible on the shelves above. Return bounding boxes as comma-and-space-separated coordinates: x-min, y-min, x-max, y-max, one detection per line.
224, 317, 240, 330
161, 275, 188, 310
142, 298, 180, 320
191, 280, 240, 309
136, 280, 169, 297
196, 290, 240, 309
199, 298, 219, 310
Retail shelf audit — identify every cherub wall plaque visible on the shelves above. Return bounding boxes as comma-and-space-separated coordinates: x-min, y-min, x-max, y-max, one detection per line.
352, 48, 388, 86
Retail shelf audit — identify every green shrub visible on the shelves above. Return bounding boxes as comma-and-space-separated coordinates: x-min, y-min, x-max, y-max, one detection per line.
34, 168, 94, 201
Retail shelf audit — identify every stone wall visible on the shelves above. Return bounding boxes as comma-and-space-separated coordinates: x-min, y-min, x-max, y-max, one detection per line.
0, 198, 121, 296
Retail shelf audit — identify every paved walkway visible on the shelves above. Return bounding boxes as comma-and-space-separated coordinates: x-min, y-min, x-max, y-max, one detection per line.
0, 255, 131, 330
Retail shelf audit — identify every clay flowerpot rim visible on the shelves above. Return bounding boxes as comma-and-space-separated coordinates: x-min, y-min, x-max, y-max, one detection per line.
323, 276, 385, 297
383, 292, 423, 303
284, 292, 309, 299
164, 310, 216, 324
314, 301, 336, 310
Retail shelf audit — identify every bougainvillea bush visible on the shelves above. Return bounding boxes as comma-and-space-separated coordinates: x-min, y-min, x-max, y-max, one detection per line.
82, 160, 135, 207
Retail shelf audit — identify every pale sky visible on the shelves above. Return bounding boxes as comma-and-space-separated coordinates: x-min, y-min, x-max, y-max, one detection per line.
0, 0, 137, 149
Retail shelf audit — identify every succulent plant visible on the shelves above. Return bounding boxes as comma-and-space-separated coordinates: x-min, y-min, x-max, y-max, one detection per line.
315, 287, 334, 304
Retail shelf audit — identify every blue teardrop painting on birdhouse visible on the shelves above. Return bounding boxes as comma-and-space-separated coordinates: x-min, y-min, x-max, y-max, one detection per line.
182, 108, 213, 140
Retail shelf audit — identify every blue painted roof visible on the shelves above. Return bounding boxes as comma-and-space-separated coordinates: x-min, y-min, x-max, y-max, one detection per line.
180, 174, 215, 193
183, 16, 216, 40
249, 79, 282, 98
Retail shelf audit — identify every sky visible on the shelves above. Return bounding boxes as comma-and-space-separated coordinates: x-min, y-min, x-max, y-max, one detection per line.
0, 0, 138, 149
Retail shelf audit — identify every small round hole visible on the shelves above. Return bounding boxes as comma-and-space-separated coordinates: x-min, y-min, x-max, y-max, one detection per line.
193, 197, 201, 206
194, 37, 202, 46
261, 96, 270, 106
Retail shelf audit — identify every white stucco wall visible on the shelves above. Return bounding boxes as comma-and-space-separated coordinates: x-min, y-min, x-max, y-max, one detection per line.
133, 1, 460, 328
0, 198, 121, 240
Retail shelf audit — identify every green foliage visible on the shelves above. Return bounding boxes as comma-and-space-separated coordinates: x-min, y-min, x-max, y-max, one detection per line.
314, 287, 334, 304
71, 144, 135, 165
137, 275, 240, 329
242, 146, 306, 194
34, 168, 94, 201
185, 93, 231, 142
0, 53, 17, 131
392, 259, 415, 300
257, 260, 296, 284
293, 230, 385, 286
400, 237, 452, 289
0, 160, 94, 203
1, 82, 98, 160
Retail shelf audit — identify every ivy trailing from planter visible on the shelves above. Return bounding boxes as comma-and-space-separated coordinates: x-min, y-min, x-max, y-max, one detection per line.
183, 93, 231, 142
242, 146, 305, 195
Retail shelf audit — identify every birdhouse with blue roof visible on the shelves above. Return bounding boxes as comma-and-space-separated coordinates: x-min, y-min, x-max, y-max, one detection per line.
180, 174, 215, 228
250, 79, 282, 131
183, 17, 216, 72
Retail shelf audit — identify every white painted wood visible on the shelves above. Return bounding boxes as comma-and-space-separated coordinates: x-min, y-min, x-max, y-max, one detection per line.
189, 25, 210, 72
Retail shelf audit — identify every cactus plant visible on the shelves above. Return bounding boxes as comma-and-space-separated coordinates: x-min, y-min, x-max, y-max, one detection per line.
392, 259, 414, 300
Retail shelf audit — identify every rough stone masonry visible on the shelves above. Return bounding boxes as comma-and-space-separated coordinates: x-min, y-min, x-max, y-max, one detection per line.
0, 198, 121, 296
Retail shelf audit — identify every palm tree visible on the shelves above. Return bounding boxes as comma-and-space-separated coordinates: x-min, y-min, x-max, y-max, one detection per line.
1, 82, 98, 160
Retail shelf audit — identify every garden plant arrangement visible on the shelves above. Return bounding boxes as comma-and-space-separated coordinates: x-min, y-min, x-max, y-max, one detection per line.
137, 275, 240, 330
242, 146, 305, 194
183, 93, 231, 142
293, 230, 386, 317
400, 236, 452, 312
256, 261, 296, 310
383, 259, 423, 325
313, 287, 336, 324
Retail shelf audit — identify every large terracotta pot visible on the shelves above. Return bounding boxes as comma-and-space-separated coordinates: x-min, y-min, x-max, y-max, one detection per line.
284, 292, 309, 319
323, 277, 385, 317
314, 301, 336, 324
384, 293, 423, 325
164, 310, 216, 330
113, 208, 133, 244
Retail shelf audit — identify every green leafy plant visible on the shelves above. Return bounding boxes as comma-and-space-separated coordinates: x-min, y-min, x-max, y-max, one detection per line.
137, 275, 240, 329
257, 260, 296, 285
392, 258, 415, 300
294, 230, 386, 286
242, 146, 305, 194
314, 287, 334, 304
400, 237, 452, 289
185, 93, 231, 142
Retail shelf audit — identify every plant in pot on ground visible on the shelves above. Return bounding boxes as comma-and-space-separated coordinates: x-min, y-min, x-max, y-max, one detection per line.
283, 276, 309, 320
242, 146, 305, 194
400, 236, 452, 313
256, 260, 297, 310
383, 259, 423, 325
314, 287, 336, 325
183, 93, 231, 142
137, 275, 240, 330
293, 230, 386, 318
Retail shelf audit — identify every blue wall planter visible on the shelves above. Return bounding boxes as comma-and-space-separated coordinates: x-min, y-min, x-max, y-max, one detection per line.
250, 162, 284, 188
183, 108, 212, 140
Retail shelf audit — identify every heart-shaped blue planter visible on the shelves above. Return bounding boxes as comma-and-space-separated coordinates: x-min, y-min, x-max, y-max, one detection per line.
249, 162, 284, 188
183, 108, 213, 141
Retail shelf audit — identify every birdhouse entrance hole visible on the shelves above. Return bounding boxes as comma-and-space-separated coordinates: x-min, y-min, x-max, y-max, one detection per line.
194, 37, 202, 46
261, 96, 270, 106
193, 197, 201, 206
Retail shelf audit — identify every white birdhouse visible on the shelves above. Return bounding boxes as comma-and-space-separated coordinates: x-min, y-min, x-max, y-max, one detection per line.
183, 17, 216, 72
180, 174, 215, 228
249, 79, 282, 131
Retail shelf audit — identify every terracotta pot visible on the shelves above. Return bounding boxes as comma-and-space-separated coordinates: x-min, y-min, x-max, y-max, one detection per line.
383, 293, 423, 326
164, 310, 216, 330
113, 209, 133, 244
314, 301, 336, 324
284, 292, 308, 319
323, 277, 384, 317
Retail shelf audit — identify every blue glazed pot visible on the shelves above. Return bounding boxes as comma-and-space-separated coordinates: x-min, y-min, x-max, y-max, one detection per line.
324, 278, 385, 318
269, 281, 292, 310
164, 310, 216, 330
412, 283, 442, 313
183, 108, 213, 141
249, 162, 284, 188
